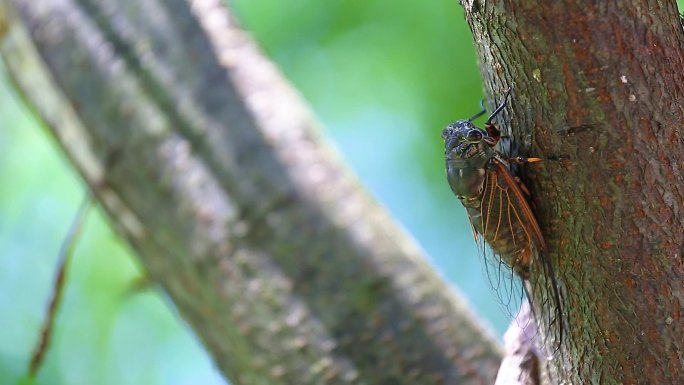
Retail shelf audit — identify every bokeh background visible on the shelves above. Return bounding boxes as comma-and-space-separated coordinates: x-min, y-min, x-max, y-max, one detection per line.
2, 0, 647, 383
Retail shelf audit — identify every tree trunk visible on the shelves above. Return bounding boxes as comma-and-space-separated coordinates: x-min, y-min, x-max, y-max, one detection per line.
0, 0, 503, 384
464, 0, 684, 383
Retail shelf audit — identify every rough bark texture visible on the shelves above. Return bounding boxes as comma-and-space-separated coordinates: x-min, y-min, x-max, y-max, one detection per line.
463, 0, 684, 383
0, 0, 504, 384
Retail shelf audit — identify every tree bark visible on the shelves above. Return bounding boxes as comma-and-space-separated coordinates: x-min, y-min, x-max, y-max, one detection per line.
0, 0, 503, 384
464, 0, 684, 383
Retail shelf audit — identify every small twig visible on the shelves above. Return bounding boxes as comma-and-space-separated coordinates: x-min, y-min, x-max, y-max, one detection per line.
28, 192, 92, 378
495, 302, 541, 385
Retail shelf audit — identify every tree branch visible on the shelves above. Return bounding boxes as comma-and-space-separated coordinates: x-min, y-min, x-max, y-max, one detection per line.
464, 0, 684, 383
494, 303, 540, 385
1, 0, 503, 384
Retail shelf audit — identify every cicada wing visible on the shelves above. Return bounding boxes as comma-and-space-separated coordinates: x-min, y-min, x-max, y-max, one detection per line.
489, 156, 546, 252
475, 157, 543, 277
479, 157, 565, 350
464, 197, 525, 319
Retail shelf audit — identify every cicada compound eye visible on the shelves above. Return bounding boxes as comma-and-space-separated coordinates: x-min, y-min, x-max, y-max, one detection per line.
466, 129, 483, 143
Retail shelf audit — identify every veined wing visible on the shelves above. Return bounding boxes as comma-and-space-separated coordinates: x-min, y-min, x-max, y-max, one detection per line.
483, 156, 546, 253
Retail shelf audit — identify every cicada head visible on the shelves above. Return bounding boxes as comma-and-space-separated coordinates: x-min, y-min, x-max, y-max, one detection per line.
441, 120, 489, 160
442, 120, 494, 202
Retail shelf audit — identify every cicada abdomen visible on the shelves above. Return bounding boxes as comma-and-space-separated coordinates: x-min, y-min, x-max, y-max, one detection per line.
441, 89, 564, 347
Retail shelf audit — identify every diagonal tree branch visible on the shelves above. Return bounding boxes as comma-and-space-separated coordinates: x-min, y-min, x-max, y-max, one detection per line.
0, 0, 504, 384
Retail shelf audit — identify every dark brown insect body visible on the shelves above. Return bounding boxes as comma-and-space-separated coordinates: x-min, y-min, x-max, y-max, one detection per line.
442, 91, 564, 345
442, 91, 544, 278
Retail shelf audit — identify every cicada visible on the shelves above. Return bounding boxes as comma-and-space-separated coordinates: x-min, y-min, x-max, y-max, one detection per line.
442, 89, 563, 344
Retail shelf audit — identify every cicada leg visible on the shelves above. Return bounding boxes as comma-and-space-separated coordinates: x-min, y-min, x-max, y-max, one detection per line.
483, 87, 512, 145
467, 99, 487, 122
485, 88, 512, 126
507, 157, 544, 198
508, 156, 544, 164
513, 176, 532, 197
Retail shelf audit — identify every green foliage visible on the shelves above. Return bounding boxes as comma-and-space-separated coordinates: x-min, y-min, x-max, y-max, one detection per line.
0, 1, 500, 384
16, 375, 36, 385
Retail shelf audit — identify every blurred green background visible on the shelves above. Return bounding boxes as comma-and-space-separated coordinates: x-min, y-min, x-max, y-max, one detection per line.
0, 1, 505, 384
